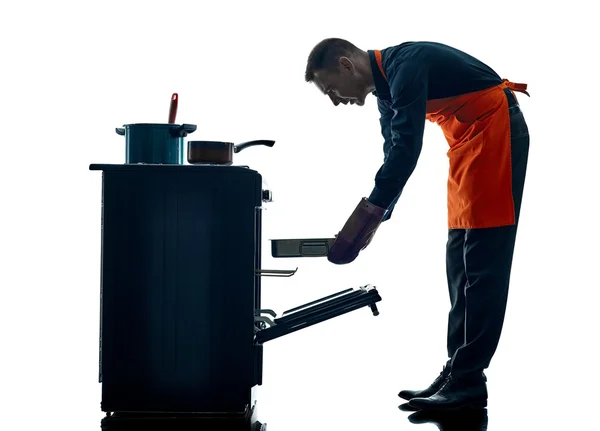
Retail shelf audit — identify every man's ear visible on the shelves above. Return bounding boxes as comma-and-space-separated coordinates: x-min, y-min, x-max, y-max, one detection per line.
339, 56, 355, 74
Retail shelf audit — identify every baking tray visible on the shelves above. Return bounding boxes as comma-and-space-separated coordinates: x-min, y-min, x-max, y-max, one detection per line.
270, 238, 336, 258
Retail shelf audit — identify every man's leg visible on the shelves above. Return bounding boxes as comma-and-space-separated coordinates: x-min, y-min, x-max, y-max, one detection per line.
450, 90, 530, 377
398, 229, 466, 402
449, 221, 519, 377
409, 89, 530, 410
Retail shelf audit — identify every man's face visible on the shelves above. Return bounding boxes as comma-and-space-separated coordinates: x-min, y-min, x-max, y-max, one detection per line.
313, 58, 367, 107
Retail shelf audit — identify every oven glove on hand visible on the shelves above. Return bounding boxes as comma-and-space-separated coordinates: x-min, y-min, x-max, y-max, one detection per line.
327, 197, 387, 265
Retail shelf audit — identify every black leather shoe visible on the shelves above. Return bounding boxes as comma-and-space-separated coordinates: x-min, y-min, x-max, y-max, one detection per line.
398, 366, 450, 401
408, 374, 487, 411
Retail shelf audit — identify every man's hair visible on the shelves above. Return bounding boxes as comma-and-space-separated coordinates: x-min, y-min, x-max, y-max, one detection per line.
305, 38, 360, 82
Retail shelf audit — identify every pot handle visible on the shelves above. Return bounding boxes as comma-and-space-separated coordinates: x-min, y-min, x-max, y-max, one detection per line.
115, 128, 125, 136
170, 123, 197, 137
234, 140, 276, 153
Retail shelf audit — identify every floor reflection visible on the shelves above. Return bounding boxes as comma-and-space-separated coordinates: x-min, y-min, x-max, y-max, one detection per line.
399, 404, 488, 430
99, 412, 265, 431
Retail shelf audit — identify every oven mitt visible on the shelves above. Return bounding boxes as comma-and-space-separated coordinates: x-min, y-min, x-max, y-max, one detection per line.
327, 197, 387, 265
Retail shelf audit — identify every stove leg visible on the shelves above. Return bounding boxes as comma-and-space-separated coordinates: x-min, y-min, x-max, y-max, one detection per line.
100, 405, 265, 431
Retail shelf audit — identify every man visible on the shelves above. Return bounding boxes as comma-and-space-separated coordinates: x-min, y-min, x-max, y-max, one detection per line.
304, 39, 530, 411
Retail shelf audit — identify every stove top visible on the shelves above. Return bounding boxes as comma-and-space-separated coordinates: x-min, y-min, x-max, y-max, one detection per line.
89, 163, 252, 171
187, 163, 250, 168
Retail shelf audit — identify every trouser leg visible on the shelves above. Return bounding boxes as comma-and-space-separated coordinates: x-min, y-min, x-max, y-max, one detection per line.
445, 228, 468, 366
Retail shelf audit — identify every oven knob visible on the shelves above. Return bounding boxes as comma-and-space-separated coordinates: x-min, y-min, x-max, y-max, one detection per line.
262, 190, 273, 202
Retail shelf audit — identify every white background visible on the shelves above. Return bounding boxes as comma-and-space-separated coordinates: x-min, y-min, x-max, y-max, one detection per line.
1, 0, 599, 430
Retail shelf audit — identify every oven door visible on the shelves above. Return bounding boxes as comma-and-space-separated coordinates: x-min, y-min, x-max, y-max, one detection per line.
254, 285, 381, 344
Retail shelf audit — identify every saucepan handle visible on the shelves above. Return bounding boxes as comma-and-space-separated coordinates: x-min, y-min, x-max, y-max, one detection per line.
234, 140, 275, 153
115, 128, 125, 136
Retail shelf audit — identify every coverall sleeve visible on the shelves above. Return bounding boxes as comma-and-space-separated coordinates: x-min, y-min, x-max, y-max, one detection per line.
376, 99, 399, 221
368, 60, 428, 212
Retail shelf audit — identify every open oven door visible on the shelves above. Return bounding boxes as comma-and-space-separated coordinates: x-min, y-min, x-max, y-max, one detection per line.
254, 285, 382, 344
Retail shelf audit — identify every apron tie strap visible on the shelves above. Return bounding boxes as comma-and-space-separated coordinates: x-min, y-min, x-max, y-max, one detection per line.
503, 79, 530, 97
374, 50, 387, 80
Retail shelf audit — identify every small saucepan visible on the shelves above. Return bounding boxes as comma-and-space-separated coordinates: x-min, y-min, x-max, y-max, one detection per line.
187, 140, 275, 165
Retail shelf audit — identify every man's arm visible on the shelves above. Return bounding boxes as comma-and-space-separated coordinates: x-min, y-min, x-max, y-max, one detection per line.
376, 99, 399, 221
368, 60, 429, 212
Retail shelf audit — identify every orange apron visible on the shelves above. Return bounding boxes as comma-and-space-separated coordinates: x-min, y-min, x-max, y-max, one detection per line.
373, 51, 529, 229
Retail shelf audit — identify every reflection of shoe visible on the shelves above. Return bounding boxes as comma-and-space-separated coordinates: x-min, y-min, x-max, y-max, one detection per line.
409, 374, 487, 411
407, 408, 488, 431
398, 402, 420, 412
398, 366, 450, 401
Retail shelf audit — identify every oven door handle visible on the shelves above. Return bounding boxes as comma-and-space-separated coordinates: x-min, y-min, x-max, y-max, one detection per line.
255, 267, 298, 277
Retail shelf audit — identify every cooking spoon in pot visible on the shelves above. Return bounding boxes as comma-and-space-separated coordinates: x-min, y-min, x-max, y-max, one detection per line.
168, 93, 178, 123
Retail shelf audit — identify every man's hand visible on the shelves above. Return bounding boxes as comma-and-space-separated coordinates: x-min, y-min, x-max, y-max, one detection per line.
337, 230, 375, 251
327, 198, 387, 265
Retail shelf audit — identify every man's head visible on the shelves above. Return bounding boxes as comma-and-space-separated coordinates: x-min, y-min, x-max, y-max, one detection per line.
305, 38, 375, 107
